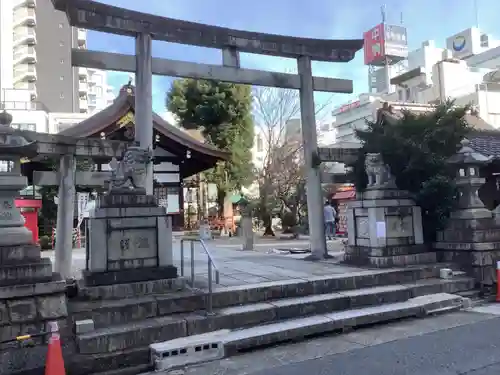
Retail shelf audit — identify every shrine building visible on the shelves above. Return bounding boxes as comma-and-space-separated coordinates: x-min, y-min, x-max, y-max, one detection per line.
57, 83, 229, 229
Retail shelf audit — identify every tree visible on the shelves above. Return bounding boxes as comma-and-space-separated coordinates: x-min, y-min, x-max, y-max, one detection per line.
166, 79, 255, 214
252, 85, 333, 235
350, 101, 471, 241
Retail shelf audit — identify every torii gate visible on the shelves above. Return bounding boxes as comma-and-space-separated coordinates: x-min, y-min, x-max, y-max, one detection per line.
51, 0, 364, 260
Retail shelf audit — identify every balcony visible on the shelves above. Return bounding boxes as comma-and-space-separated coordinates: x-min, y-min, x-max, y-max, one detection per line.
13, 46, 36, 65
13, 82, 37, 99
13, 26, 36, 46
79, 98, 89, 112
78, 67, 88, 78
77, 28, 87, 46
13, 8, 36, 27
13, 0, 36, 8
79, 81, 88, 93
1, 100, 46, 111
13, 64, 37, 83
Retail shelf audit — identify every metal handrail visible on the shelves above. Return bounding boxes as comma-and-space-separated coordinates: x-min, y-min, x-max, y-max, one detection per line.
180, 236, 220, 315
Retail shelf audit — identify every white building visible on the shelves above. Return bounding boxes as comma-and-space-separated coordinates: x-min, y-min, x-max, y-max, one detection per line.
332, 27, 500, 144
83, 68, 116, 115
0, 0, 116, 134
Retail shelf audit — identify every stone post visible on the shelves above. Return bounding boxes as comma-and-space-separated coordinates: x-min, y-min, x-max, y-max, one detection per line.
135, 32, 154, 195
55, 154, 76, 279
238, 197, 254, 251
297, 55, 327, 260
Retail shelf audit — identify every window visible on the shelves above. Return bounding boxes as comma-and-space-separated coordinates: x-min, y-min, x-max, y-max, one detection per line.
59, 23, 64, 28
60, 76, 64, 80
95, 87, 103, 96
60, 59, 64, 64
11, 123, 36, 131
59, 93, 64, 99
59, 41, 64, 46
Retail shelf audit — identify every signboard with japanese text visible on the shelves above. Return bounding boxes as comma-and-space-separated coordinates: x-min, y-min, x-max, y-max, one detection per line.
364, 23, 408, 66
383, 24, 408, 60
364, 23, 385, 65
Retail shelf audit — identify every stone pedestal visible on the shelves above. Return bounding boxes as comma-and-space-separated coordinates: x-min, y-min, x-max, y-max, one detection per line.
83, 193, 178, 287
434, 216, 500, 286
344, 188, 434, 267
0, 172, 67, 352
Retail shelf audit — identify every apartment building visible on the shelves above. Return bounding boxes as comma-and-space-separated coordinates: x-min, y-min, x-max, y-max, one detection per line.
85, 68, 116, 115
1, 0, 115, 117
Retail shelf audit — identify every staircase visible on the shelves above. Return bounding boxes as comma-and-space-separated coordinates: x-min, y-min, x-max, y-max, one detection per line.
65, 264, 474, 375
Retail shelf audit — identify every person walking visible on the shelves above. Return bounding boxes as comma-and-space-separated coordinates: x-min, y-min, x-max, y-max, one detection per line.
323, 201, 337, 241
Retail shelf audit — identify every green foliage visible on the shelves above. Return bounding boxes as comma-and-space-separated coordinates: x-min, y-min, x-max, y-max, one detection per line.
166, 79, 255, 196
350, 101, 471, 240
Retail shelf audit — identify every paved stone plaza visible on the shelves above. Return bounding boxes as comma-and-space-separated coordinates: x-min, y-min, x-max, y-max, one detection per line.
42, 239, 353, 287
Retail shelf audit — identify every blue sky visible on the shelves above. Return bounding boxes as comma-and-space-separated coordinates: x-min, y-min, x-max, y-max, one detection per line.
90, 0, 499, 115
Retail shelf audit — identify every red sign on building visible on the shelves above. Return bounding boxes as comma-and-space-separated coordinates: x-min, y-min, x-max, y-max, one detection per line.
364, 23, 385, 65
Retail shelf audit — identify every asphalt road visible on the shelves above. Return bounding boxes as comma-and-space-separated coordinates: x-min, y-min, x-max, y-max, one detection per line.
249, 316, 500, 375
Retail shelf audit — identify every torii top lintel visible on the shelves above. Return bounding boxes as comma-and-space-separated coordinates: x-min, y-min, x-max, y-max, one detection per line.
51, 0, 363, 63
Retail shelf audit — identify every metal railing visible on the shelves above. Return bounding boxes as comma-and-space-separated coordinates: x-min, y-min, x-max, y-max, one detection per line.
180, 237, 220, 315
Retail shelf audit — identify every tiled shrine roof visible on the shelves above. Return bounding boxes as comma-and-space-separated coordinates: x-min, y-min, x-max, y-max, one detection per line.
59, 84, 229, 177
60, 84, 227, 159
467, 129, 500, 158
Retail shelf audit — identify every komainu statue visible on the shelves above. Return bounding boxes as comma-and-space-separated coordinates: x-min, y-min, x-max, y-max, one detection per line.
108, 146, 153, 193
364, 153, 396, 189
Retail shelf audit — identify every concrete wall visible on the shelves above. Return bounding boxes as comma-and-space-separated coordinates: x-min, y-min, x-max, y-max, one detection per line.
35, 0, 78, 113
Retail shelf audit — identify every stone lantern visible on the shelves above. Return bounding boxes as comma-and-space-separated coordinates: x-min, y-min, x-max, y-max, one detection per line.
0, 110, 38, 246
446, 138, 492, 219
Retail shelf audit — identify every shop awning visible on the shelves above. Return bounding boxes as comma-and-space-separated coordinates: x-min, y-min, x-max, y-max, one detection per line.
333, 190, 355, 200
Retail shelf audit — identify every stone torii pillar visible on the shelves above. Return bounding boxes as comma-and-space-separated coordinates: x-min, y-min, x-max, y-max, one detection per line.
54, 154, 76, 279
297, 56, 327, 260
135, 32, 154, 195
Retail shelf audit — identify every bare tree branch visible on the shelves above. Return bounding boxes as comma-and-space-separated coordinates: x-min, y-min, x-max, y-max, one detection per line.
251, 80, 335, 224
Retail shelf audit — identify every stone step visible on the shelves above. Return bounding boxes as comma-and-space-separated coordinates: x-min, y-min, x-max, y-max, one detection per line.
75, 277, 473, 354
0, 257, 54, 286
69, 264, 452, 328
148, 293, 467, 372
219, 293, 466, 353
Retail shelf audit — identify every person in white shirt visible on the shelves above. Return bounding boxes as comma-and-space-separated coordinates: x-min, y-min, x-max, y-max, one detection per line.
323, 201, 337, 240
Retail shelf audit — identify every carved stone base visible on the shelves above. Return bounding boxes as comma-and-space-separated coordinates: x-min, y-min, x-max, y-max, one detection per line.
437, 248, 499, 287
345, 245, 436, 268
0, 257, 55, 287
76, 275, 186, 300
434, 216, 500, 286
0, 279, 68, 352
81, 265, 178, 287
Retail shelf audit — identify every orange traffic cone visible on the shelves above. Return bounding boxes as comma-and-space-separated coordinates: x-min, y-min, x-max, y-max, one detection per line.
45, 321, 66, 375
